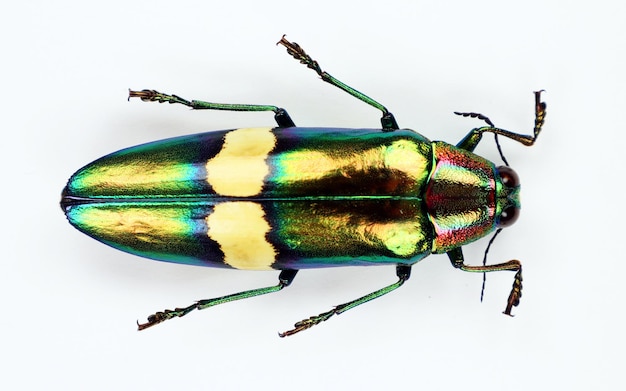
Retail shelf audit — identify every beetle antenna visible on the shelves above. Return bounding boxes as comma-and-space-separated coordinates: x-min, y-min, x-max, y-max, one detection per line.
494, 134, 510, 166
480, 228, 504, 302
454, 111, 510, 165
453, 111, 495, 127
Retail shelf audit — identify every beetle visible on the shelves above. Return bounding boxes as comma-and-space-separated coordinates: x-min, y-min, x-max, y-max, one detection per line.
61, 36, 546, 336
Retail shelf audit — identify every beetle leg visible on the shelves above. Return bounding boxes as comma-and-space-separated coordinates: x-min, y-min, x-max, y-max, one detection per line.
128, 89, 296, 127
277, 35, 399, 131
455, 90, 547, 152
279, 265, 411, 337
446, 248, 522, 316
137, 269, 298, 331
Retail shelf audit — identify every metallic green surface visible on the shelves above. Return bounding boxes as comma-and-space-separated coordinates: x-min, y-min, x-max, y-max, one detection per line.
62, 128, 517, 270
63, 128, 443, 269
65, 131, 221, 199
268, 128, 431, 198
271, 200, 432, 268
65, 201, 217, 267
61, 37, 546, 334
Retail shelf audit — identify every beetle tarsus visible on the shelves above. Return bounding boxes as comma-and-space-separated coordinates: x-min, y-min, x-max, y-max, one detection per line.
279, 309, 336, 338
277, 35, 323, 74
533, 90, 547, 140
128, 89, 191, 105
137, 305, 193, 331
128, 89, 157, 102
503, 269, 523, 316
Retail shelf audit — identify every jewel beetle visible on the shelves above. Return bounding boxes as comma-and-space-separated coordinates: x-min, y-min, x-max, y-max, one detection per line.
61, 36, 546, 336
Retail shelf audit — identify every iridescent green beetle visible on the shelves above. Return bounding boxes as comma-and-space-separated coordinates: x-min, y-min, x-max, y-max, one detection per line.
61, 36, 546, 336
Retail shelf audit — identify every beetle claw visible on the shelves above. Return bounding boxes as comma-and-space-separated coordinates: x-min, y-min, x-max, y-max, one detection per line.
137, 310, 173, 330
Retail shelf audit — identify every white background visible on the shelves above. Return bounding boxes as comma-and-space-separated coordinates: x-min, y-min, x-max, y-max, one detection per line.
3, 1, 624, 390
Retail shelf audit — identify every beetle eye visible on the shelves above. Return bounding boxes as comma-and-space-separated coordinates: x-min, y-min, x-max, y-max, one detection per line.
497, 166, 519, 188
498, 205, 519, 227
